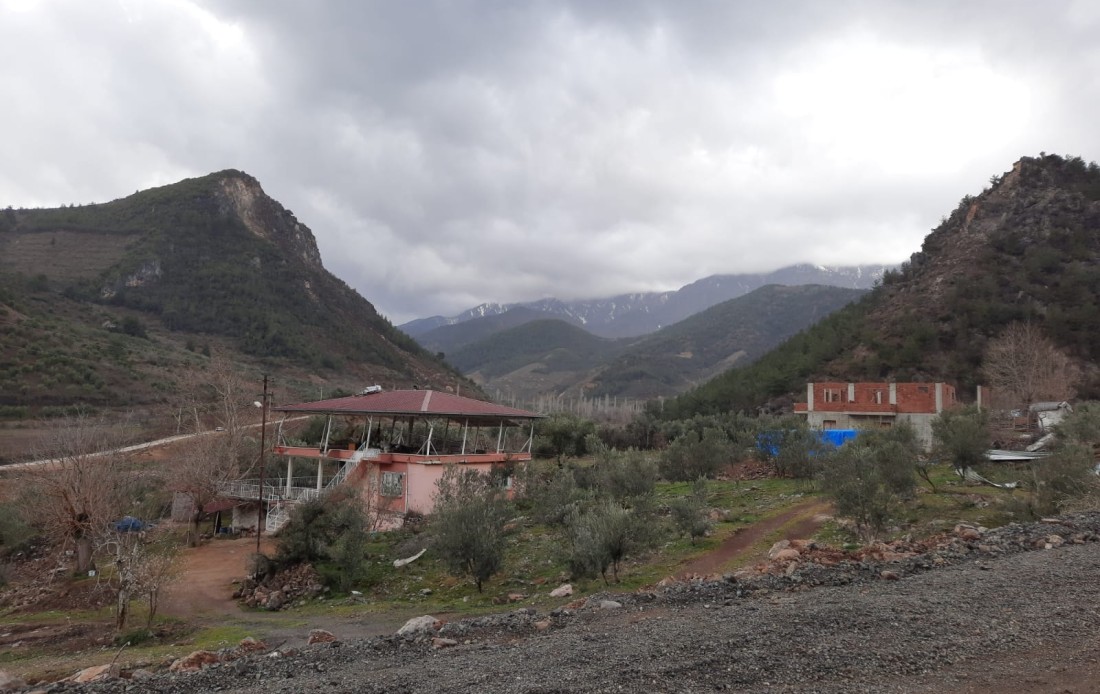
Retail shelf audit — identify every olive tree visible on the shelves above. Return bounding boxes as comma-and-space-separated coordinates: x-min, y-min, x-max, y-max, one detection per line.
669, 477, 712, 545
931, 406, 989, 473
430, 466, 510, 592
817, 424, 919, 540
658, 428, 733, 481
566, 500, 652, 584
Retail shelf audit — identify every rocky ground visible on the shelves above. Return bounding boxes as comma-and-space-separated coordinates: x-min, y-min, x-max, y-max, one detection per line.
16, 513, 1100, 693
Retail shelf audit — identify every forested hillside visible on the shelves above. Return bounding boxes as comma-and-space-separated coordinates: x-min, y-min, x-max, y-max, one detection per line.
591, 285, 866, 398
0, 171, 469, 415
660, 154, 1100, 419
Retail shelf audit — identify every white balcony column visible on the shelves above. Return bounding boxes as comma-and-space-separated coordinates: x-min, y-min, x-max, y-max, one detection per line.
286, 458, 293, 495
316, 459, 323, 491
320, 416, 333, 454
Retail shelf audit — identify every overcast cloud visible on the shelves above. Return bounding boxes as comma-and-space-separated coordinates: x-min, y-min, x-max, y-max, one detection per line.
2, 1, 1098, 322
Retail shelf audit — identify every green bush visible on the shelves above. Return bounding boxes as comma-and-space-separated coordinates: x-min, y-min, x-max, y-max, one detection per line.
113, 628, 154, 647
0, 503, 37, 558
274, 491, 370, 592
1030, 443, 1100, 515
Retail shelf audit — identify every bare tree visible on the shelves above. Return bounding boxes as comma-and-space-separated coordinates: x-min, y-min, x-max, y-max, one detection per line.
13, 416, 136, 574
135, 540, 181, 628
100, 531, 181, 632
177, 355, 259, 474
983, 323, 1080, 420
167, 433, 242, 546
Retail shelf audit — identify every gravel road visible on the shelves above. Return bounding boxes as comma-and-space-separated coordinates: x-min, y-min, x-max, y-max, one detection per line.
59, 514, 1100, 693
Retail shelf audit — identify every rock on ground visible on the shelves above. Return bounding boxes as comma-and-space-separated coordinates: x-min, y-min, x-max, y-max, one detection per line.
47, 512, 1100, 693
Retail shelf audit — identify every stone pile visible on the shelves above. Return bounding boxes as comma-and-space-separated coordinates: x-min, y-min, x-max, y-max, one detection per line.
233, 563, 325, 611
35, 512, 1100, 693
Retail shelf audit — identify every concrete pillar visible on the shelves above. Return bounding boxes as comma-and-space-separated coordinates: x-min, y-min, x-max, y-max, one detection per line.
935, 383, 944, 413
286, 458, 293, 495
976, 385, 984, 411
847, 383, 855, 403
807, 383, 815, 412
889, 383, 897, 406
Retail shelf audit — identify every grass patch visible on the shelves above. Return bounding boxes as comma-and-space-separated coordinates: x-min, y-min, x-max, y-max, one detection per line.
184, 624, 254, 651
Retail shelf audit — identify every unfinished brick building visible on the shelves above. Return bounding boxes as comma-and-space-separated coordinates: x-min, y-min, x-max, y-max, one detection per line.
793, 382, 986, 449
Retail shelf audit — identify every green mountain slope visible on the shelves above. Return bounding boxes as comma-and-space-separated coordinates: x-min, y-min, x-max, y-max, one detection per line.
448, 319, 620, 379
416, 307, 577, 355
0, 171, 470, 416
660, 154, 1100, 419
591, 284, 866, 398
446, 284, 865, 402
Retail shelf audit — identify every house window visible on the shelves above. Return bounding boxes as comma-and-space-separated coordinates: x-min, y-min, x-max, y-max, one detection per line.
381, 472, 404, 497
874, 390, 883, 404
822, 419, 838, 429
824, 389, 842, 403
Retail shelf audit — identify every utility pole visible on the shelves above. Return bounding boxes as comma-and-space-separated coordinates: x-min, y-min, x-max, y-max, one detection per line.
256, 374, 269, 554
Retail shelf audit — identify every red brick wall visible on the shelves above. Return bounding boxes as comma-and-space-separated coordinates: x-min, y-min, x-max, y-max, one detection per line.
806, 382, 953, 415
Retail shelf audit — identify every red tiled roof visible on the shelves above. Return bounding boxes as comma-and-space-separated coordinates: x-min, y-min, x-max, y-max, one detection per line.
273, 389, 543, 421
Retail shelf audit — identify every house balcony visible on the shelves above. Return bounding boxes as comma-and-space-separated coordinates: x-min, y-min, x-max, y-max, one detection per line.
219, 478, 322, 503
272, 444, 529, 465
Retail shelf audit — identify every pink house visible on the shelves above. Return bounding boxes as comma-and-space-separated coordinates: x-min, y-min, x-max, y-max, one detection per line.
243, 389, 543, 531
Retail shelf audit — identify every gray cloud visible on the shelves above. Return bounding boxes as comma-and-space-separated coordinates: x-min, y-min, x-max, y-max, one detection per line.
1, 1, 1098, 322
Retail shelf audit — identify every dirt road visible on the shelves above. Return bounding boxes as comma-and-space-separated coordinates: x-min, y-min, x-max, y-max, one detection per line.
677, 499, 832, 578
160, 537, 266, 619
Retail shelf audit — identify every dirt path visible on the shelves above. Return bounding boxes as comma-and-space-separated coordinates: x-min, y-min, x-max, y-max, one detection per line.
160, 537, 273, 619
677, 499, 832, 578
157, 536, 414, 648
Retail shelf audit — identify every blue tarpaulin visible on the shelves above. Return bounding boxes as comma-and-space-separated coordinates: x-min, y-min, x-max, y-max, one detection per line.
114, 516, 146, 532
756, 429, 860, 456
819, 429, 860, 447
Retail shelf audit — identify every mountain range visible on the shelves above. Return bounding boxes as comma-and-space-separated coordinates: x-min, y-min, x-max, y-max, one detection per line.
4, 153, 1094, 439
401, 263, 889, 341
443, 284, 866, 401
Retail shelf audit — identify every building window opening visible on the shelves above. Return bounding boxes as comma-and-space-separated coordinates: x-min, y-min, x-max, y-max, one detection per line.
381, 472, 404, 497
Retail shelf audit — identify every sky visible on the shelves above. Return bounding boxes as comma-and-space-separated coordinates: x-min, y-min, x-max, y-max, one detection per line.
2, 1, 1099, 324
